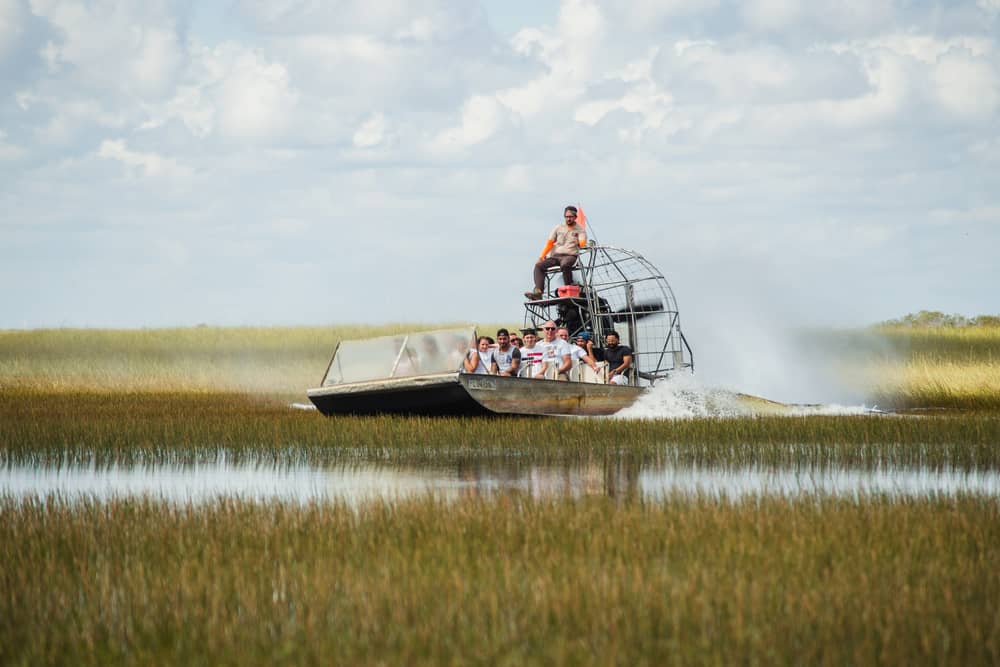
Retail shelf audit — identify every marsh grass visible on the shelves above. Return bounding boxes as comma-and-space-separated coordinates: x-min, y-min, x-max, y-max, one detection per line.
0, 324, 477, 394
875, 324, 1000, 363
2, 494, 997, 666
817, 325, 1000, 409
3, 326, 1000, 664
3, 389, 999, 470
3, 323, 1000, 409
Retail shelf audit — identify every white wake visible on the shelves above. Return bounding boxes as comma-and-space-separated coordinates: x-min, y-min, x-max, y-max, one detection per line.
614, 374, 872, 419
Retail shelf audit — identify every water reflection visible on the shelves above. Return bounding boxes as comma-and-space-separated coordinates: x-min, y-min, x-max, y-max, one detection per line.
3, 455, 999, 505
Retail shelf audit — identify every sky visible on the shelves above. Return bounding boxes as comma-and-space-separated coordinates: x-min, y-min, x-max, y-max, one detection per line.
2, 0, 999, 339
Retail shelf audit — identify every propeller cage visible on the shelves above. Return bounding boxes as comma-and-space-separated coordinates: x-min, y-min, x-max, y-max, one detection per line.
523, 244, 694, 385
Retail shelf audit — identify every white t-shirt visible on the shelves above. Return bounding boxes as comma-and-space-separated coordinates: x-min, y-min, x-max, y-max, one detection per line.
537, 339, 573, 367
518, 345, 544, 376
466, 348, 495, 374
494, 345, 521, 373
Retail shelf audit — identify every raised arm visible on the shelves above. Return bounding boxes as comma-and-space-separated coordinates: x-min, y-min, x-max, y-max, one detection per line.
463, 349, 478, 373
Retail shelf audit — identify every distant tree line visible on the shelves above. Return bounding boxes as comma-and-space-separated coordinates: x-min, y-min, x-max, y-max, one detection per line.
881, 311, 1000, 328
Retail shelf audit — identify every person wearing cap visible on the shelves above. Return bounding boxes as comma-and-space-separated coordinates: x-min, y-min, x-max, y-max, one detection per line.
494, 328, 521, 377
537, 320, 573, 380
565, 329, 601, 377
524, 205, 587, 301
575, 330, 597, 360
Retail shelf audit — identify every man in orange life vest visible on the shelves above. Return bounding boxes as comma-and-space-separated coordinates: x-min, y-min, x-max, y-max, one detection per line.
524, 205, 588, 301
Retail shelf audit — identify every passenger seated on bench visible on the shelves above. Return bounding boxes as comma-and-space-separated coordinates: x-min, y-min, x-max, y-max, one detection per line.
463, 336, 498, 375
603, 330, 633, 385
561, 329, 600, 377
518, 329, 544, 378
524, 205, 587, 301
538, 320, 573, 380
494, 328, 521, 377
575, 330, 597, 359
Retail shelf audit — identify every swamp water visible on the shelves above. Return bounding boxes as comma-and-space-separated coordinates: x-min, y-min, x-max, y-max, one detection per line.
4, 454, 998, 505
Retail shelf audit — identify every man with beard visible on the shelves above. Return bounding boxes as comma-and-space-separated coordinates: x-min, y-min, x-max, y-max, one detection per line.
603, 330, 633, 385
524, 205, 587, 301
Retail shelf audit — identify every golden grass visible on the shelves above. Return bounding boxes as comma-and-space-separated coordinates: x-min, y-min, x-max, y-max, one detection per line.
875, 324, 1000, 364
863, 359, 1000, 410
0, 323, 522, 396
817, 325, 1000, 409
3, 389, 999, 470
3, 325, 999, 664
0, 324, 468, 395
3, 323, 999, 409
2, 494, 997, 666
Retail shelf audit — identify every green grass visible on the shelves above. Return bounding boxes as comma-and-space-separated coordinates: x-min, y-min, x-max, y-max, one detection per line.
874, 324, 1000, 363
0, 324, 472, 395
3, 322, 1000, 409
2, 494, 997, 666
2, 389, 999, 469
3, 323, 1000, 665
800, 325, 1000, 410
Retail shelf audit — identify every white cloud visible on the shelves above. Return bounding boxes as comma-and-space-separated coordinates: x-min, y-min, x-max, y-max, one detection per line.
27, 0, 185, 98
742, 0, 802, 32
605, 0, 720, 30
97, 139, 190, 179
215, 48, 298, 140
428, 95, 511, 153
3, 0, 1000, 332
0, 131, 26, 161
0, 0, 26, 59
235, 0, 481, 40
141, 43, 299, 141
931, 51, 999, 120
353, 112, 387, 148
499, 0, 606, 117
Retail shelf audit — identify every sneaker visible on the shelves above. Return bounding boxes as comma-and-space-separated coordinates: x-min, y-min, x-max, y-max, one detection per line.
523, 289, 542, 301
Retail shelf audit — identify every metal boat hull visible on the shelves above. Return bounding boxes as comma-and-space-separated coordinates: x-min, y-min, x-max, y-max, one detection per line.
307, 372, 644, 417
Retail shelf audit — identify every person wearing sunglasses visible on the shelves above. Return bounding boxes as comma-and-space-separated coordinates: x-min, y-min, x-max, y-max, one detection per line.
537, 320, 573, 380
524, 205, 587, 301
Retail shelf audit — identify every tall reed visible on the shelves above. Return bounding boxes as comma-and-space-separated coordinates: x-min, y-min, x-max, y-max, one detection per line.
3, 389, 999, 470
2, 494, 997, 666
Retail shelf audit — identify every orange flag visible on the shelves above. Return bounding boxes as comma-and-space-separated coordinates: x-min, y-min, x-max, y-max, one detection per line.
577, 206, 587, 228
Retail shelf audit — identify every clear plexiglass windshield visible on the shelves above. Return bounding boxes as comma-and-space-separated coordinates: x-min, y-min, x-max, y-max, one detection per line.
322, 328, 475, 386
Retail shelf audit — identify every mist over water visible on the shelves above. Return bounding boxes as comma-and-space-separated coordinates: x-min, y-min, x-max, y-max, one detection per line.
663, 291, 901, 413
615, 373, 871, 420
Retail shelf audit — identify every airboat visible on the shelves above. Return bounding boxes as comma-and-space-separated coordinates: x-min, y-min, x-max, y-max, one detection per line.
307, 244, 694, 416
